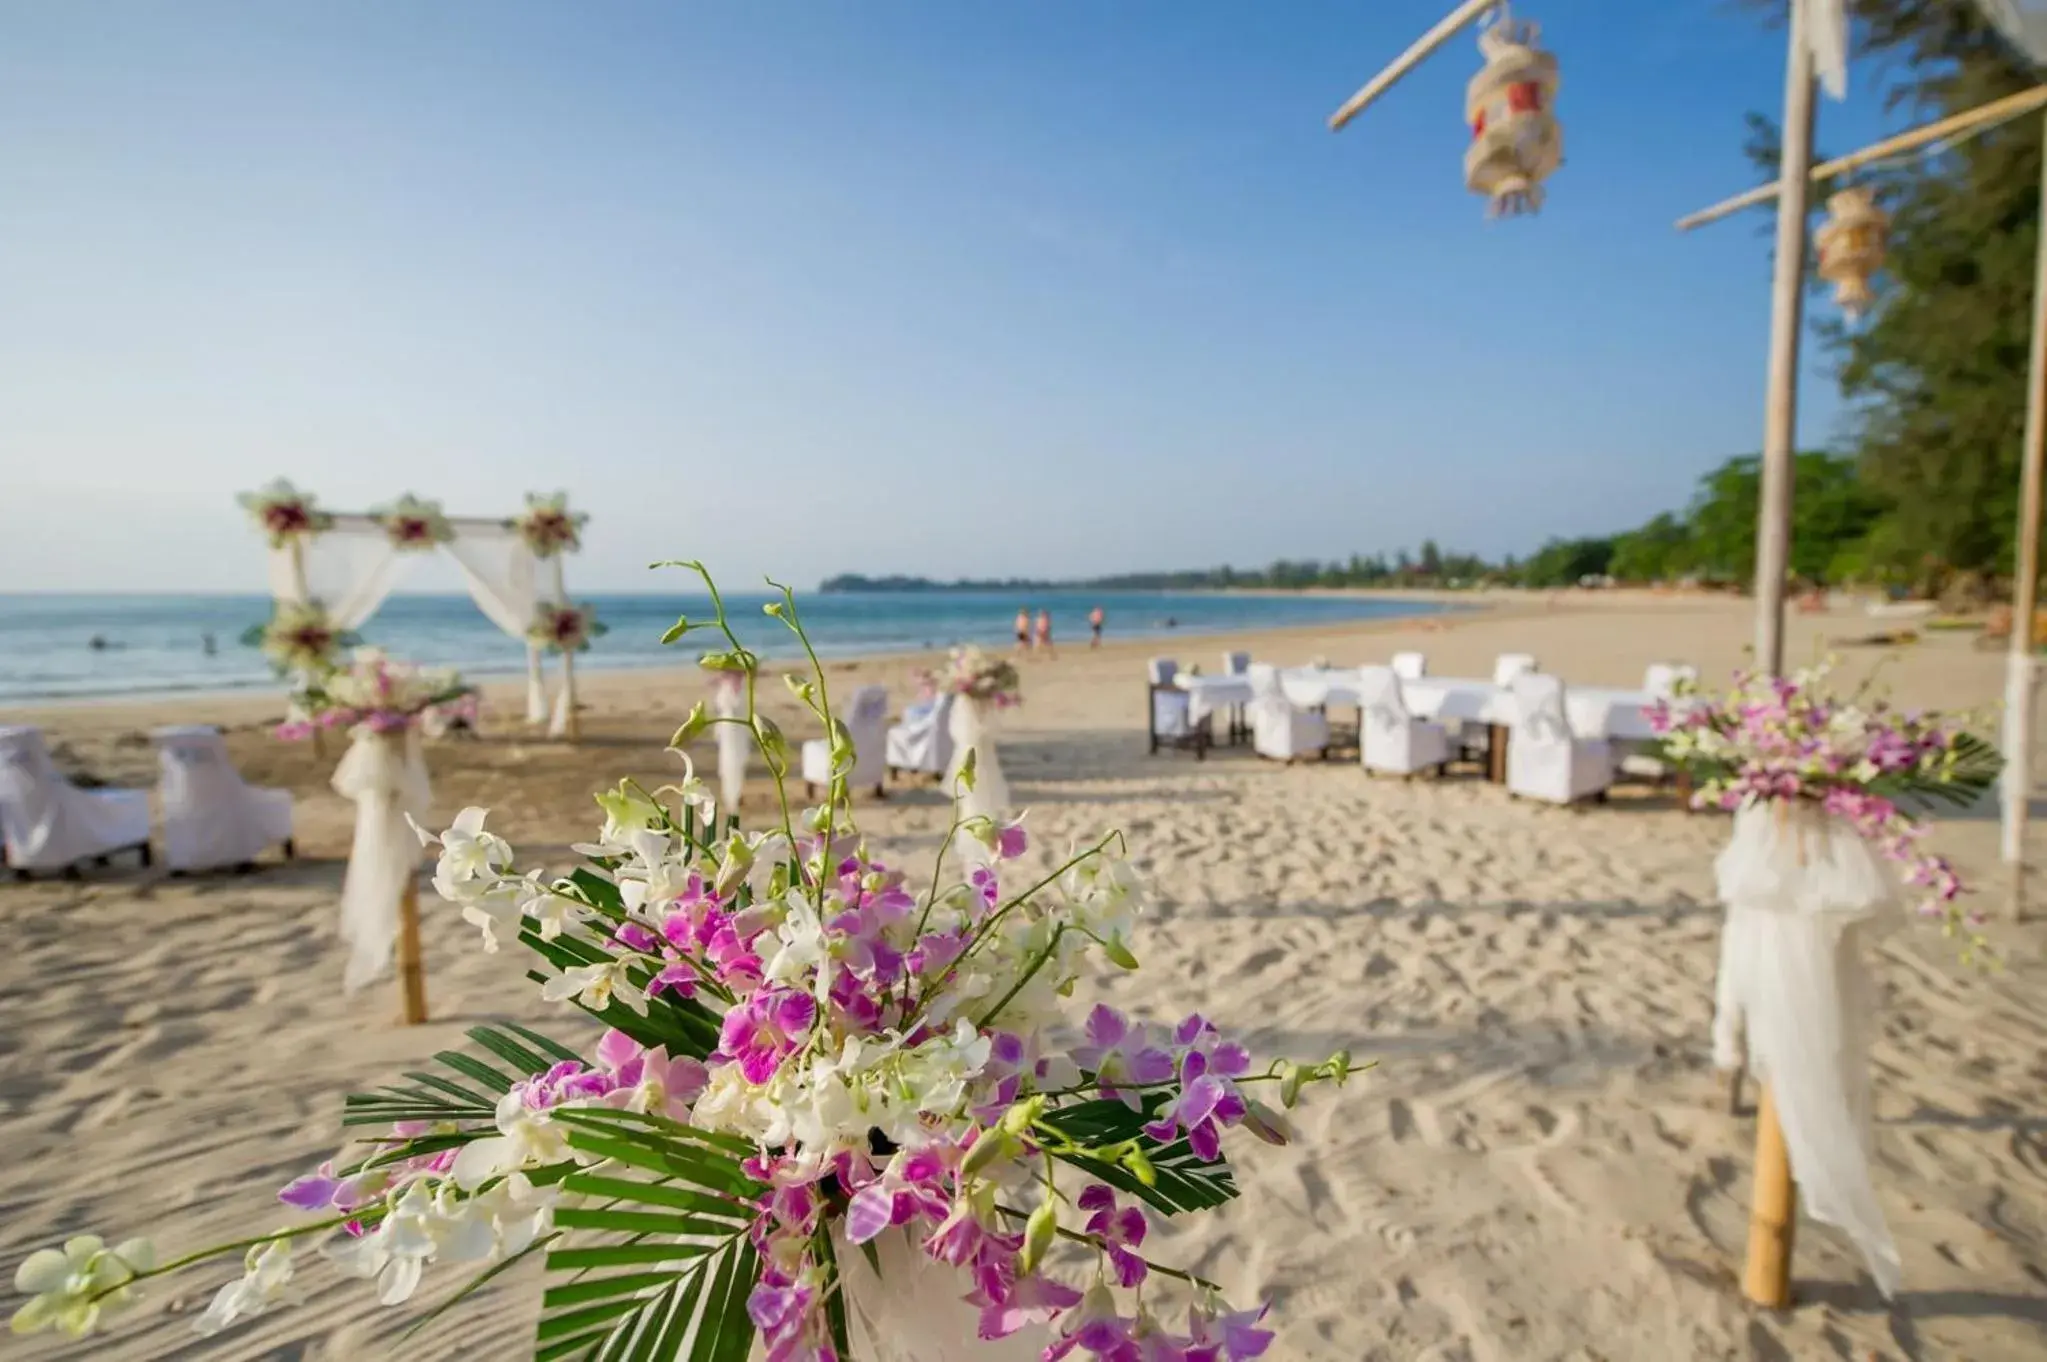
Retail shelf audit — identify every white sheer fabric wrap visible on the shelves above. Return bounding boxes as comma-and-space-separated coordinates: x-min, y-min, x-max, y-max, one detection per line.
268, 529, 412, 630
712, 676, 750, 818
331, 728, 431, 993
830, 1228, 1042, 1362
444, 526, 551, 724
1710, 801, 1903, 1296
946, 696, 1010, 822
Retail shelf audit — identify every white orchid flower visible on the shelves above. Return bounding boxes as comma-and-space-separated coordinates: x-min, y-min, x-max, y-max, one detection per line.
540, 959, 641, 1010
193, 1238, 298, 1336
661, 751, 720, 823
460, 882, 528, 954
324, 1183, 438, 1306
762, 891, 829, 994
451, 1092, 575, 1192
9, 1235, 153, 1340
524, 884, 590, 942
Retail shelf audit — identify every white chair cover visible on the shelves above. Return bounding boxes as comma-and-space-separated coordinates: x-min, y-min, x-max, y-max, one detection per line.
886, 692, 956, 777
802, 685, 891, 793
1504, 673, 1612, 804
0, 726, 151, 872
153, 726, 292, 871
945, 695, 1010, 821
1247, 664, 1328, 760
1710, 802, 1903, 1296
1221, 651, 1251, 676
711, 675, 749, 817
1358, 666, 1450, 775
1147, 658, 1180, 685
1493, 653, 1538, 687
1390, 651, 1427, 680
331, 728, 430, 993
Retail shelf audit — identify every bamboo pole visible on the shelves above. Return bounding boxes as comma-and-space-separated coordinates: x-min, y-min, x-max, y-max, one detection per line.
397, 874, 428, 1025
1327, 0, 1497, 132
287, 539, 327, 761
1741, 1, 1817, 1311
2003, 107, 2047, 922
1677, 82, 2047, 231
1752, 0, 1818, 676
550, 556, 579, 743
1743, 1084, 1798, 1308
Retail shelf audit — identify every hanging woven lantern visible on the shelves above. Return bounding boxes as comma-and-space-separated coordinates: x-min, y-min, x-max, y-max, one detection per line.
1464, 11, 1562, 217
1814, 185, 1889, 317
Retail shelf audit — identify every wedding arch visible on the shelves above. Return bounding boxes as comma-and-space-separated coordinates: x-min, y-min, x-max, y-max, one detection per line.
239, 481, 592, 737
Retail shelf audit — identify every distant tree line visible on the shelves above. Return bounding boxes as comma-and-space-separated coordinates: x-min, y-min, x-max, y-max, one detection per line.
824, 449, 1897, 595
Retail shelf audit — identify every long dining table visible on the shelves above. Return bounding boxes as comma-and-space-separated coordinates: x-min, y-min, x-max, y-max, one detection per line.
1176, 667, 1671, 780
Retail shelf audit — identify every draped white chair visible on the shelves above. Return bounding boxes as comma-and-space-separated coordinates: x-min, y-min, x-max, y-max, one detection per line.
1147, 658, 1179, 685
1247, 663, 1328, 762
0, 726, 152, 876
1493, 653, 1538, 686
804, 685, 891, 798
1390, 651, 1427, 680
1221, 651, 1251, 676
1505, 673, 1613, 805
1621, 663, 1701, 783
1148, 682, 1209, 760
153, 726, 294, 872
886, 691, 956, 782
1358, 666, 1450, 776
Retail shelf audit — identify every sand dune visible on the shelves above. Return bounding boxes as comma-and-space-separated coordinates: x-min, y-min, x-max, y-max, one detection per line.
3, 594, 2043, 1360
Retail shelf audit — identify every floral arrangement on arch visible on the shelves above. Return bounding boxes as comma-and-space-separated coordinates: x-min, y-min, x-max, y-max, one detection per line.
510, 492, 588, 559
1650, 662, 2001, 946
241, 600, 355, 676
375, 494, 455, 551
237, 478, 334, 548
9, 566, 1355, 1360
529, 602, 608, 655
947, 645, 1023, 708
273, 648, 476, 742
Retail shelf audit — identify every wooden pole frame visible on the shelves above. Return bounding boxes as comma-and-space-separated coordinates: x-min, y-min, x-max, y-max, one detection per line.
2004, 107, 2047, 922
1327, 0, 1498, 133
397, 873, 429, 1024
1676, 83, 2047, 231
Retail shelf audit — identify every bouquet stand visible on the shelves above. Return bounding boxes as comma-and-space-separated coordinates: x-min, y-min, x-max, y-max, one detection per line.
945, 695, 1012, 821
332, 727, 433, 1023
1714, 801, 1901, 1303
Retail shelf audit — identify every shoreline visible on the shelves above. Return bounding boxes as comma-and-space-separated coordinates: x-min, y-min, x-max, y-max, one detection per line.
0, 595, 1488, 716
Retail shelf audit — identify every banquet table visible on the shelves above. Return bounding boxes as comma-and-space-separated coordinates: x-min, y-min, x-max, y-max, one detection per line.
1176, 668, 1671, 774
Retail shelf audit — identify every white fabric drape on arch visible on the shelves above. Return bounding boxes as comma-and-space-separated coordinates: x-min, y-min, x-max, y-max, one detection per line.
944, 696, 1010, 826
443, 527, 551, 724
331, 728, 431, 994
268, 530, 413, 631
1710, 801, 1903, 1297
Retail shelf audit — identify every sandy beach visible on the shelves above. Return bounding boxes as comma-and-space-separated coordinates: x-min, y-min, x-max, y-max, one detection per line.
3, 592, 2044, 1361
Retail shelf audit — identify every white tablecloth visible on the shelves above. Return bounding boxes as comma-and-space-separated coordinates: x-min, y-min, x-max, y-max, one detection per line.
1178, 670, 1666, 741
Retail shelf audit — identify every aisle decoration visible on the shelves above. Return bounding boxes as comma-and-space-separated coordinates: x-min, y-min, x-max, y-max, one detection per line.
707, 666, 749, 816
510, 492, 588, 559
1650, 662, 1998, 1297
285, 649, 475, 998
943, 646, 1021, 825
243, 600, 354, 677
9, 569, 1357, 1361
529, 602, 607, 654
375, 494, 456, 551
237, 478, 333, 548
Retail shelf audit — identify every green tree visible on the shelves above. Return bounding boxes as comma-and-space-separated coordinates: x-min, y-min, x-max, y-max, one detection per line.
1609, 512, 1693, 583
1745, 0, 2039, 587
1679, 451, 1884, 585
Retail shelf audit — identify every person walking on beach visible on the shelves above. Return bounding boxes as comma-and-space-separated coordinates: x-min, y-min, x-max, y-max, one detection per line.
1036, 608, 1055, 659
1015, 607, 1032, 656
1088, 605, 1104, 648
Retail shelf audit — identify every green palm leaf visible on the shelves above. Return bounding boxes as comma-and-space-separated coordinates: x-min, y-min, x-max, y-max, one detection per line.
1040, 1096, 1240, 1216
534, 1109, 764, 1361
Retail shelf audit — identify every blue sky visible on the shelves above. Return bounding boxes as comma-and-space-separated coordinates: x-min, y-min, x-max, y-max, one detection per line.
0, 2, 1910, 592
